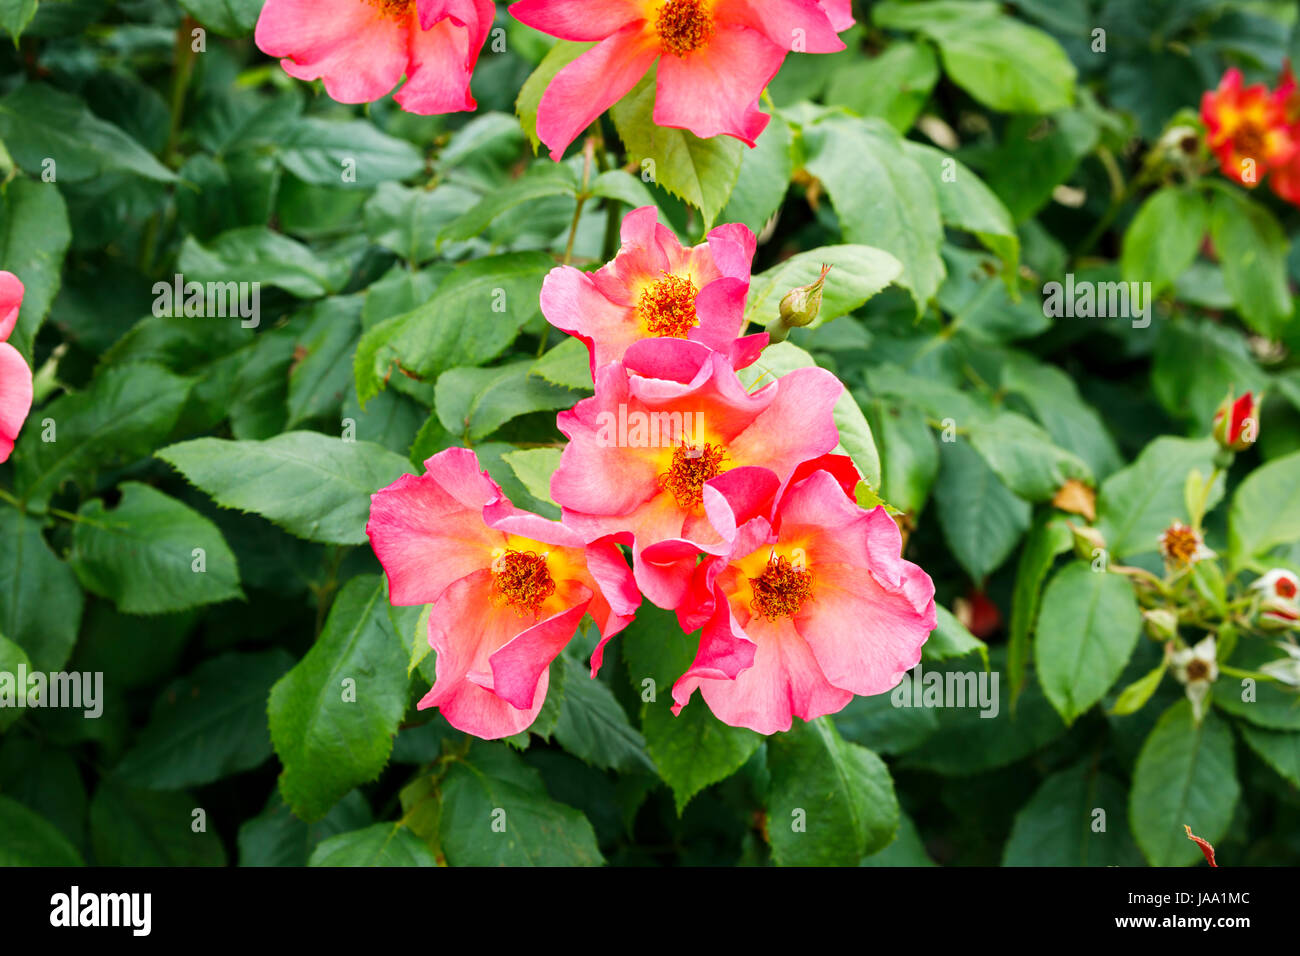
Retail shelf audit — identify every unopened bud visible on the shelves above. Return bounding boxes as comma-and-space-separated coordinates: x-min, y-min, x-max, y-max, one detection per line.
1068, 522, 1107, 560
1142, 608, 1179, 642
778, 264, 832, 329
1212, 389, 1260, 453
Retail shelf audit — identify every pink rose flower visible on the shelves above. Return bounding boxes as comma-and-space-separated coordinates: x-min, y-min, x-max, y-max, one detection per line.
367, 448, 640, 739
552, 337, 842, 609
255, 0, 495, 114
509, 0, 848, 158
670, 467, 937, 735
0, 272, 32, 464
541, 205, 765, 375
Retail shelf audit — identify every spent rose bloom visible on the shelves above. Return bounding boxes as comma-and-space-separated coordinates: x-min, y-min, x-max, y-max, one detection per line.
540, 205, 765, 375
670, 467, 937, 734
0, 272, 32, 463
1211, 388, 1260, 451
255, 0, 495, 114
552, 338, 842, 609
367, 447, 639, 739
1158, 520, 1215, 571
509, 0, 848, 159
1168, 635, 1218, 722
1201, 67, 1299, 188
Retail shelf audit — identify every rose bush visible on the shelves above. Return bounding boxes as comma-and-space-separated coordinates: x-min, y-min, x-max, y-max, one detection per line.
1, 0, 1299, 868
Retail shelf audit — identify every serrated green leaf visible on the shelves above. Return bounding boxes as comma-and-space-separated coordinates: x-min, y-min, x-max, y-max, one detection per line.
1129, 699, 1238, 866
69, 483, 243, 614
308, 823, 438, 866
268, 575, 409, 822
767, 718, 898, 865
16, 363, 194, 510
610, 70, 743, 228
438, 742, 603, 865
1035, 563, 1142, 725
158, 432, 412, 546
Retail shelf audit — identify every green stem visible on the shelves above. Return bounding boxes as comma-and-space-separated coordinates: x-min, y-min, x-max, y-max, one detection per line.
141, 16, 199, 274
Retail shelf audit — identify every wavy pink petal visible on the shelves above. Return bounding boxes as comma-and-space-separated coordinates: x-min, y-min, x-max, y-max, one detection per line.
489, 580, 592, 709
366, 448, 504, 605
536, 23, 659, 160
418, 571, 551, 738
816, 0, 854, 32
720, 0, 846, 53
673, 601, 851, 734
653, 23, 782, 145
0, 342, 33, 463
585, 533, 641, 675
255, 0, 410, 104
0, 271, 22, 342
397, 13, 477, 113
540, 265, 643, 374
729, 366, 842, 475
795, 560, 934, 697
508, 0, 644, 41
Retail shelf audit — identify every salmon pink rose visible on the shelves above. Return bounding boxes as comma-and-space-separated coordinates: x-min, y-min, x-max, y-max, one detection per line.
1201, 67, 1299, 188
255, 0, 495, 114
540, 205, 765, 375
367, 448, 640, 739
509, 0, 849, 159
552, 338, 842, 609
671, 468, 937, 735
0, 272, 32, 463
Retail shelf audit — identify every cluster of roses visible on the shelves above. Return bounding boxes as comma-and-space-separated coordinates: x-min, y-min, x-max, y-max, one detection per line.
367, 207, 937, 739
255, 0, 853, 156
1144, 390, 1300, 719
1201, 64, 1300, 206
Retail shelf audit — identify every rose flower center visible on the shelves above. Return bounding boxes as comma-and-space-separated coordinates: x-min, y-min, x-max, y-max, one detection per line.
1160, 525, 1201, 566
366, 0, 415, 20
659, 441, 727, 508
749, 554, 813, 621
491, 549, 555, 615
1233, 122, 1268, 161
638, 272, 699, 338
655, 0, 715, 56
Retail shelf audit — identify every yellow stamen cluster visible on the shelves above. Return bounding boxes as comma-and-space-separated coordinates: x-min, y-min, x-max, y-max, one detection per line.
366, 0, 415, 22
491, 550, 555, 616
659, 442, 727, 508
655, 0, 715, 57
638, 272, 699, 338
749, 554, 813, 620
1159, 522, 1203, 568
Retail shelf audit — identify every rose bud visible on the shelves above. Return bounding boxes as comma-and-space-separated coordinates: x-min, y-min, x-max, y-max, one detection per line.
1211, 389, 1260, 452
